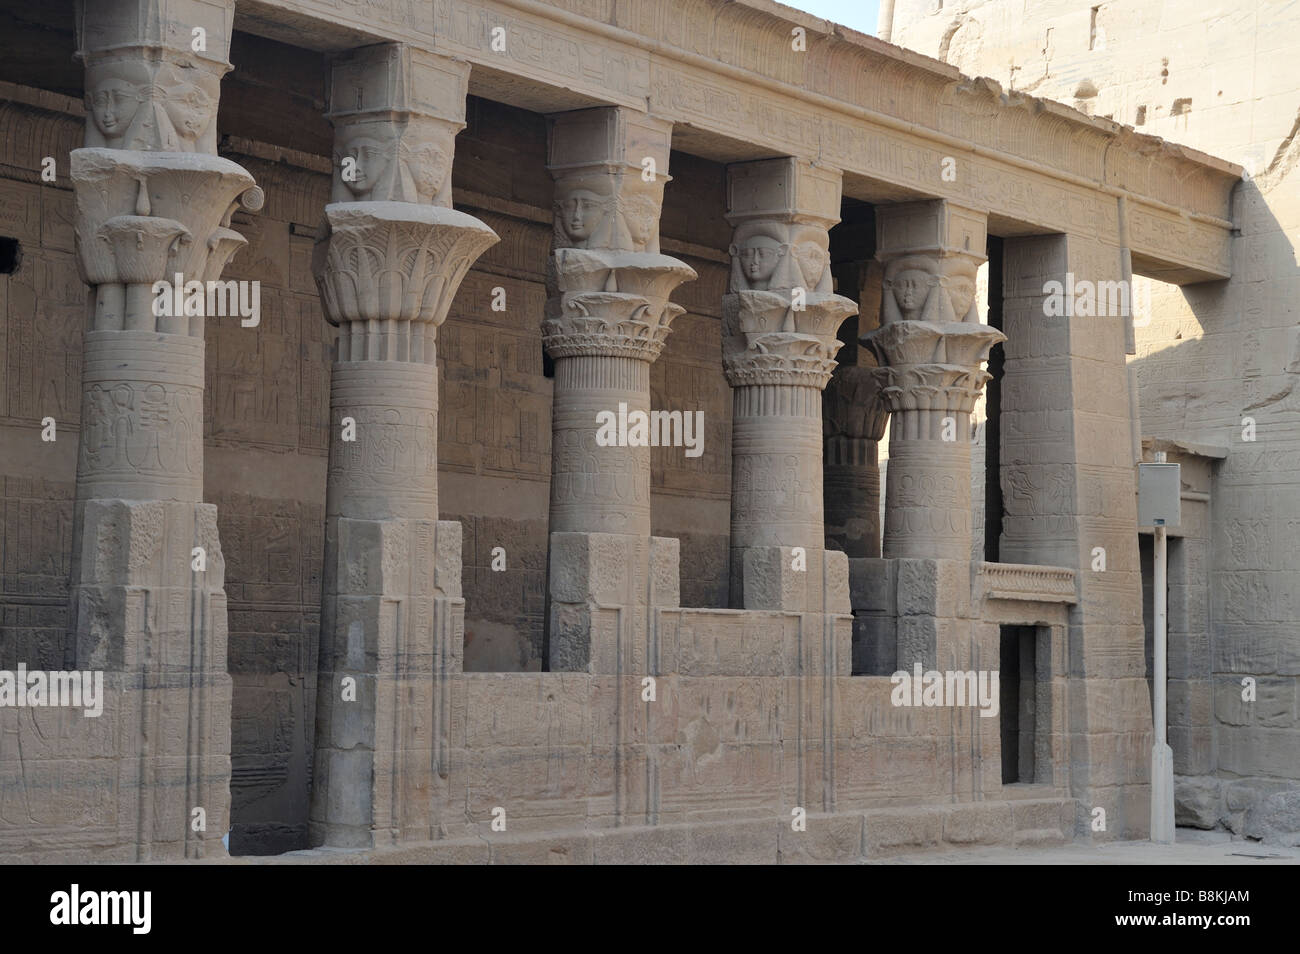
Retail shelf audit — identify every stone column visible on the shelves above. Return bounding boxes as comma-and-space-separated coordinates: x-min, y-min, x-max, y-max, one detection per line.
544, 107, 695, 672
309, 45, 499, 848
824, 366, 889, 558
862, 200, 1005, 562
722, 157, 857, 609
67, 0, 260, 860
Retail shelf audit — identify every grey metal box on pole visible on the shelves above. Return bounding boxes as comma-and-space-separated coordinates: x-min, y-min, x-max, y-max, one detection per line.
1138, 462, 1181, 528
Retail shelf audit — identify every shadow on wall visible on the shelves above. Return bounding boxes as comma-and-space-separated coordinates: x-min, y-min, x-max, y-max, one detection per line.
1128, 164, 1300, 838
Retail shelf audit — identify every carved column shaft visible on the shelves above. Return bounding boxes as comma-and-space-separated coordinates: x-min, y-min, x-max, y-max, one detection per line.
550, 355, 652, 535
309, 45, 498, 848
66, 0, 258, 861
722, 158, 857, 607
863, 201, 1005, 562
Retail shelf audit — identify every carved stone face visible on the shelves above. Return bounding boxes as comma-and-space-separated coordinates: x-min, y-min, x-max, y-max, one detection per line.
559, 191, 603, 243
735, 236, 785, 288
891, 268, 932, 318
947, 275, 976, 319
406, 142, 450, 202
164, 82, 215, 144
621, 193, 659, 250
793, 242, 828, 290
88, 79, 141, 139
342, 137, 389, 198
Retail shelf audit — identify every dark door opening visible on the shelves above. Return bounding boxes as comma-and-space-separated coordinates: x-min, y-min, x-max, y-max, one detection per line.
1000, 624, 1038, 784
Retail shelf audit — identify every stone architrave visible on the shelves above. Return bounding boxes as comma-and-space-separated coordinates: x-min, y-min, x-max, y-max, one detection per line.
64, 0, 260, 861
862, 200, 1006, 562
308, 45, 499, 849
543, 107, 695, 673
722, 157, 858, 610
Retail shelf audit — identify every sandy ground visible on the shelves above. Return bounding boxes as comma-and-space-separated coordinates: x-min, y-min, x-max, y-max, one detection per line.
868, 829, 1300, 864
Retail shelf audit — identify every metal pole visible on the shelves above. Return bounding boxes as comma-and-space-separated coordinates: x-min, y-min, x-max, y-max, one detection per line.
1150, 451, 1175, 843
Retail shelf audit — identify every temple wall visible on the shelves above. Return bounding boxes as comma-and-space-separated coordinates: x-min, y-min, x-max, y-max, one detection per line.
0, 0, 1255, 863
890, 0, 1300, 836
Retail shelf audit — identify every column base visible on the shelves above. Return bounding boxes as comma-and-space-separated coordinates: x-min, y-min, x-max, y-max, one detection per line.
67, 497, 231, 860
310, 517, 464, 849
547, 532, 680, 673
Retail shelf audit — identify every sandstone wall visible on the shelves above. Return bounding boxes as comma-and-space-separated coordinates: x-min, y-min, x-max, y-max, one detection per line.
890, 0, 1300, 832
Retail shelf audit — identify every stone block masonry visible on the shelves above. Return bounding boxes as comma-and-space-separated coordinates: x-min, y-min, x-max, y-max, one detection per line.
0, 0, 1259, 863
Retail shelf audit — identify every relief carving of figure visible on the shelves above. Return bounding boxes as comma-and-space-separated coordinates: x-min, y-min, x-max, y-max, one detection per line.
163, 82, 216, 147
619, 192, 660, 252
402, 140, 451, 204
557, 189, 608, 247
944, 271, 978, 323
729, 234, 788, 291
84, 61, 221, 152
338, 135, 392, 201
130, 383, 170, 472
882, 256, 940, 323
370, 408, 406, 475
87, 77, 144, 144
413, 410, 438, 474
792, 241, 830, 293
110, 384, 135, 470
83, 386, 112, 466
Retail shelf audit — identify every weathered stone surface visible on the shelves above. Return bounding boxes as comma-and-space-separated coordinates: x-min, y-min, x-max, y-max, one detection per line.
1244, 789, 1300, 846
309, 45, 495, 849
1175, 775, 1224, 830
0, 0, 1281, 865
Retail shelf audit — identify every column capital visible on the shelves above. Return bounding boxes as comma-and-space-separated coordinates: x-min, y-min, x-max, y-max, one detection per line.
72, 150, 261, 335
722, 157, 857, 389
316, 45, 499, 362
865, 200, 1002, 561
543, 247, 695, 360
864, 322, 1002, 415
76, 0, 236, 153
326, 44, 470, 206
313, 202, 499, 359
864, 198, 1003, 414
544, 106, 695, 363
824, 364, 889, 442
547, 107, 674, 254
